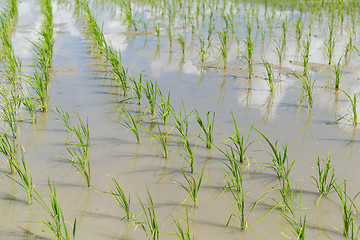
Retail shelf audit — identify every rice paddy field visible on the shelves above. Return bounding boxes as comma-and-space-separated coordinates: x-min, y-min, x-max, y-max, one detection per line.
2, 0, 360, 239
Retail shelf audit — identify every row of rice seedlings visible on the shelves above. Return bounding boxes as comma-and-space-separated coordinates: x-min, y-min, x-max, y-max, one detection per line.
0, 1, 38, 186
29, 0, 54, 112
78, 0, 138, 97
100, 0, 360, 94
0, 0, 23, 125
79, 1, 105, 52
0, 0, 18, 51
54, 107, 91, 187
103, 43, 129, 94
104, 0, 360, 72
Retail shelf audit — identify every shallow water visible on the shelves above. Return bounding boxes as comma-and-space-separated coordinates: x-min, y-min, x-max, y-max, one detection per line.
1, 0, 360, 239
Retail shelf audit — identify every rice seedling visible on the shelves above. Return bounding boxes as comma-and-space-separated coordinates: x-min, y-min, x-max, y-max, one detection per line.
115, 108, 140, 143
166, 25, 172, 48
28, 65, 49, 112
301, 35, 311, 77
20, 95, 37, 124
130, 74, 143, 104
278, 170, 296, 212
0, 89, 20, 138
109, 177, 132, 221
157, 90, 171, 125
334, 180, 359, 238
292, 71, 315, 112
325, 20, 336, 65
295, 15, 304, 46
8, 146, 33, 204
342, 90, 358, 125
333, 57, 343, 92
193, 110, 215, 149
273, 39, 285, 66
281, 18, 288, 44
226, 112, 254, 163
242, 25, 253, 79
178, 34, 186, 54
104, 44, 128, 94
28, 0, 54, 112
344, 34, 354, 62
171, 105, 196, 172
277, 190, 306, 240
312, 152, 336, 197
171, 102, 190, 139
178, 166, 205, 208
0, 131, 17, 174
218, 31, 228, 69
1, 43, 22, 93
141, 123, 168, 158
64, 113, 91, 187
252, 127, 294, 182
143, 80, 158, 116
172, 209, 194, 240
198, 35, 206, 63
34, 180, 76, 240
53, 105, 72, 131
215, 145, 243, 192
154, 24, 160, 43
207, 20, 215, 42
262, 56, 275, 92
226, 182, 247, 231
142, 19, 148, 34
137, 187, 159, 240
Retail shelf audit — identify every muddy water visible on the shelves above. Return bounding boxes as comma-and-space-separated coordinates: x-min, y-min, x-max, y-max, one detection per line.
1, 0, 360, 239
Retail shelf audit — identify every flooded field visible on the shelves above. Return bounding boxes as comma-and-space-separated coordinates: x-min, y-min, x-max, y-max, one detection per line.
1, 0, 360, 239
